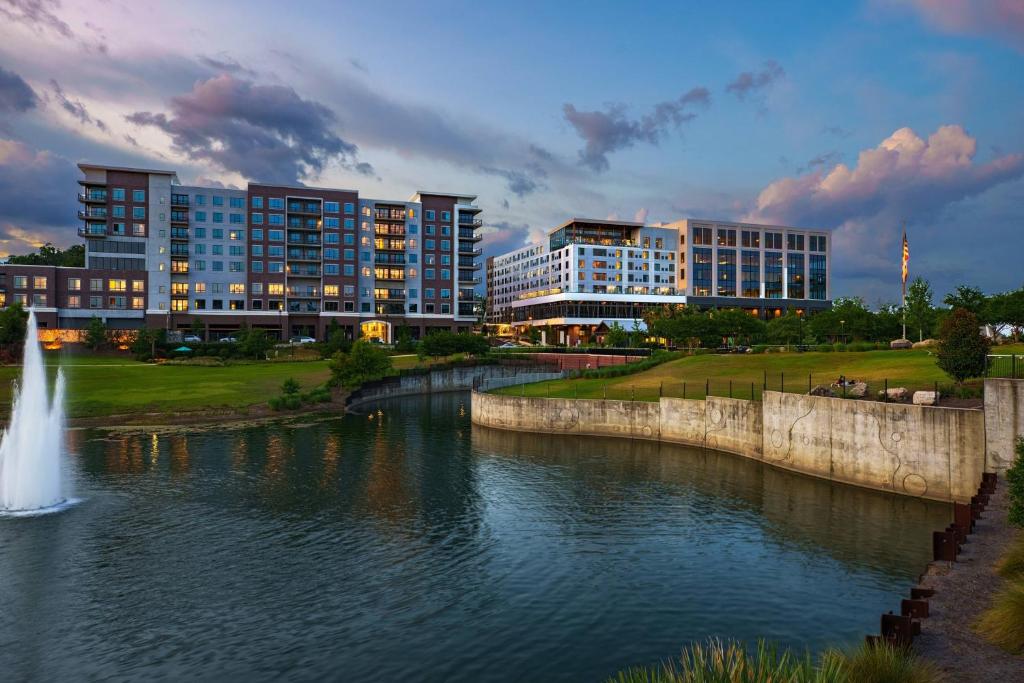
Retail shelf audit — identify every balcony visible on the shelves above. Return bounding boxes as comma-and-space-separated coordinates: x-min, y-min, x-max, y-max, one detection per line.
458, 229, 482, 241
457, 259, 482, 270
78, 208, 107, 220
287, 249, 321, 261
374, 254, 406, 265
78, 191, 107, 203
287, 219, 321, 231
374, 224, 406, 237
458, 275, 482, 285
458, 217, 483, 228
78, 225, 108, 238
458, 245, 482, 256
170, 211, 189, 224
287, 265, 322, 277
288, 301, 320, 313
170, 194, 190, 207
375, 303, 405, 316
171, 228, 189, 240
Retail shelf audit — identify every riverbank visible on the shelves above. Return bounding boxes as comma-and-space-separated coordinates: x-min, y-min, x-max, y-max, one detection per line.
914, 482, 1024, 679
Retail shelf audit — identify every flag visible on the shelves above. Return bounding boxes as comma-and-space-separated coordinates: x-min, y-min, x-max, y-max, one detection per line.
901, 231, 909, 284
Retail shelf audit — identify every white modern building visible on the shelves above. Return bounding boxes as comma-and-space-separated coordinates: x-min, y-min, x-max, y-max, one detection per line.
486, 217, 831, 344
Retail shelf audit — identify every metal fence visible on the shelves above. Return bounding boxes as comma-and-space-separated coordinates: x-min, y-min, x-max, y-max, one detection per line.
986, 354, 1023, 379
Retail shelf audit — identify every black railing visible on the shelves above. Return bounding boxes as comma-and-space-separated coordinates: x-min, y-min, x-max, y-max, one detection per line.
987, 354, 1023, 379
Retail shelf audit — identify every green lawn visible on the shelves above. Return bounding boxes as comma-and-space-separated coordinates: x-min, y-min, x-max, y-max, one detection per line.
0, 354, 332, 418
494, 349, 963, 402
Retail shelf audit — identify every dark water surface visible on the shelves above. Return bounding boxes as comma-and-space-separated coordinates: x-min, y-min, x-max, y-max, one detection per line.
0, 392, 950, 682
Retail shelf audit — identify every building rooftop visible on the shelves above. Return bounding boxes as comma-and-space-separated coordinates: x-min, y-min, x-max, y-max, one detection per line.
78, 162, 178, 177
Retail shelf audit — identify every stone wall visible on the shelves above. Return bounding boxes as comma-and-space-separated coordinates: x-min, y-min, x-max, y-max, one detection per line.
472, 388, 992, 503
984, 378, 1024, 471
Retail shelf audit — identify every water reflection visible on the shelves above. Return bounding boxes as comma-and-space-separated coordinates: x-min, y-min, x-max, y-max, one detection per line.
0, 393, 951, 682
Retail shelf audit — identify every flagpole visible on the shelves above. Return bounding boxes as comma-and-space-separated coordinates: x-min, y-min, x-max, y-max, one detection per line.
901, 222, 907, 341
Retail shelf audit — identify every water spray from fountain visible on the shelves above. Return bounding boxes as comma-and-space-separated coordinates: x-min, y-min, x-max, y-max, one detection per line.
0, 310, 69, 514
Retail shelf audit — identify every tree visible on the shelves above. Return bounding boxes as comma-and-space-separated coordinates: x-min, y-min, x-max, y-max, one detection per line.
0, 302, 28, 347
321, 326, 353, 359
605, 322, 629, 347
329, 340, 392, 389
807, 298, 874, 342
905, 277, 935, 342
943, 285, 988, 318
190, 318, 206, 340
238, 328, 272, 359
988, 288, 1024, 343
394, 325, 415, 353
936, 308, 990, 384
7, 243, 85, 267
85, 316, 108, 351
765, 311, 803, 345
711, 308, 765, 346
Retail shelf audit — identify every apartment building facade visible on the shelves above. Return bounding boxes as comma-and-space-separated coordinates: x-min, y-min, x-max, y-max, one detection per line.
486, 217, 831, 344
0, 164, 483, 342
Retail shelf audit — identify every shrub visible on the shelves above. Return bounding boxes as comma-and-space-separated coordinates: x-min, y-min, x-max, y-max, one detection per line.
997, 536, 1024, 579
936, 307, 990, 383
329, 340, 393, 389
816, 343, 834, 352
825, 641, 942, 683
1008, 437, 1024, 527
751, 344, 770, 354
833, 343, 848, 352
976, 581, 1024, 654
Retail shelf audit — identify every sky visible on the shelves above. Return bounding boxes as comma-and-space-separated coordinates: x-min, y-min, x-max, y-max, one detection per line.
0, 0, 1022, 305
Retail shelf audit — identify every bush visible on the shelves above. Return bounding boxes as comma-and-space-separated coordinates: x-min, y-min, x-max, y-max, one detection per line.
751, 344, 770, 354
936, 307, 990, 383
608, 639, 939, 683
816, 343, 834, 352
997, 536, 1024, 579
1008, 437, 1024, 528
976, 581, 1024, 654
833, 343, 848, 352
329, 340, 393, 389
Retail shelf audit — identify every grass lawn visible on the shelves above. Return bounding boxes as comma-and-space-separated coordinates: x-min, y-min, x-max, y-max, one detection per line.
494, 349, 962, 402
0, 353, 332, 418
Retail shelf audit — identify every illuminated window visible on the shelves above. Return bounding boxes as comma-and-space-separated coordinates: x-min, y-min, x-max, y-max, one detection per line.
67, 295, 80, 308
109, 279, 127, 292
171, 299, 188, 311
132, 280, 145, 292
131, 297, 144, 310
33, 276, 47, 289
229, 283, 245, 294
67, 278, 81, 290
268, 283, 284, 295
324, 284, 339, 296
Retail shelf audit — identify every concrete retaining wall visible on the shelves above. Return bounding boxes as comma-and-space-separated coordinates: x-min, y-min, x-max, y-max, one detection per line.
347, 365, 561, 410
472, 386, 996, 503
984, 378, 1024, 472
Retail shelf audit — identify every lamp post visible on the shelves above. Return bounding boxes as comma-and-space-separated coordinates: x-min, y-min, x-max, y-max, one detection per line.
840, 319, 846, 343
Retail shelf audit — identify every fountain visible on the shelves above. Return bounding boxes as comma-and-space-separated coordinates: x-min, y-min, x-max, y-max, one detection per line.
0, 310, 71, 515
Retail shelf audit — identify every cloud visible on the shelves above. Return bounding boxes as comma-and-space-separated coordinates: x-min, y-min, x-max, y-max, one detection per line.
822, 125, 853, 138
0, 0, 106, 53
799, 150, 842, 173
50, 79, 108, 131
562, 87, 710, 172
745, 124, 1024, 293
126, 74, 372, 184
198, 54, 257, 77
0, 66, 38, 114
0, 138, 79, 255
725, 60, 784, 100
480, 165, 547, 198
479, 220, 537, 260
894, 0, 1024, 52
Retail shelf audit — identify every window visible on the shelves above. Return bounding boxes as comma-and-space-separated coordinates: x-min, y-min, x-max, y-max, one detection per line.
692, 248, 712, 296
108, 279, 127, 292
133, 280, 145, 292
787, 253, 805, 298
426, 224, 435, 235
171, 299, 187, 312
10, 275, 25, 289
344, 233, 354, 245
33, 276, 46, 289
229, 283, 245, 294
251, 245, 263, 257
251, 213, 264, 225
132, 297, 144, 310
132, 207, 145, 219
194, 194, 206, 206
268, 198, 284, 210
344, 202, 354, 214
251, 228, 264, 241
809, 254, 827, 300
107, 295, 125, 309
194, 260, 206, 271
269, 262, 284, 273
268, 245, 284, 257
212, 245, 223, 256
324, 202, 339, 213
68, 277, 81, 290
692, 227, 712, 246
717, 229, 736, 247
67, 295, 80, 308
194, 227, 207, 238
111, 188, 125, 201
212, 261, 224, 272
425, 209, 435, 220
741, 251, 760, 297
252, 196, 263, 209
324, 217, 339, 229
132, 189, 145, 202
195, 211, 207, 222
268, 283, 284, 295
324, 284, 339, 296
133, 223, 145, 236
229, 230, 242, 241
89, 295, 101, 309
344, 218, 355, 230
229, 261, 243, 272
194, 299, 206, 310
765, 232, 783, 250
229, 214, 244, 224
212, 195, 224, 206
213, 212, 224, 224
229, 196, 245, 208
810, 235, 827, 252
324, 248, 340, 260
342, 264, 354, 276
441, 211, 451, 221
251, 261, 264, 273
343, 248, 354, 260
212, 228, 224, 240
742, 230, 760, 248
787, 233, 805, 251
194, 244, 206, 255
325, 264, 340, 275
269, 214, 284, 226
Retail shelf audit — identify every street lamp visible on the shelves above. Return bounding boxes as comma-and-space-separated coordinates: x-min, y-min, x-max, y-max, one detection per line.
840, 319, 846, 343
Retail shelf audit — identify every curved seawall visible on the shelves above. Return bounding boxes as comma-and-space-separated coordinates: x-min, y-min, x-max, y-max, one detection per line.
471, 389, 991, 503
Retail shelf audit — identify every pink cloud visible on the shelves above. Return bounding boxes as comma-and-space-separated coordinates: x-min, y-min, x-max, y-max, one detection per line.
745, 124, 1024, 288
895, 0, 1024, 51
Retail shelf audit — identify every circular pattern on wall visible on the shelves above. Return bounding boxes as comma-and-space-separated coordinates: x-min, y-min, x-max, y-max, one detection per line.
891, 432, 902, 443
709, 408, 723, 425
902, 473, 928, 497
771, 429, 784, 448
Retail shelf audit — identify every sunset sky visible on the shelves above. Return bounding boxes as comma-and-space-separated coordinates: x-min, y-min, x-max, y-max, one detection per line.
1, 0, 1022, 303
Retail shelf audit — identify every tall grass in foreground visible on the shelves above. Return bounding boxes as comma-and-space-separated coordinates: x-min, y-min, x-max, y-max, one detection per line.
976, 582, 1024, 654
608, 639, 942, 683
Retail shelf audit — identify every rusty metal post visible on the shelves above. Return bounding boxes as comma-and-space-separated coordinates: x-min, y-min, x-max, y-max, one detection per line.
729, 380, 732, 398
934, 381, 938, 406
659, 381, 663, 398
705, 378, 710, 398
683, 381, 687, 400
751, 382, 755, 400
808, 373, 812, 393
932, 529, 957, 561
763, 369, 767, 391
884, 378, 888, 403
781, 371, 784, 393
603, 383, 607, 400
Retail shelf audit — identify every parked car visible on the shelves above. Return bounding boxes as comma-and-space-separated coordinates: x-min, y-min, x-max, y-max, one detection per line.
715, 345, 732, 354
289, 336, 316, 344
219, 336, 237, 343
499, 342, 518, 348
182, 334, 202, 344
